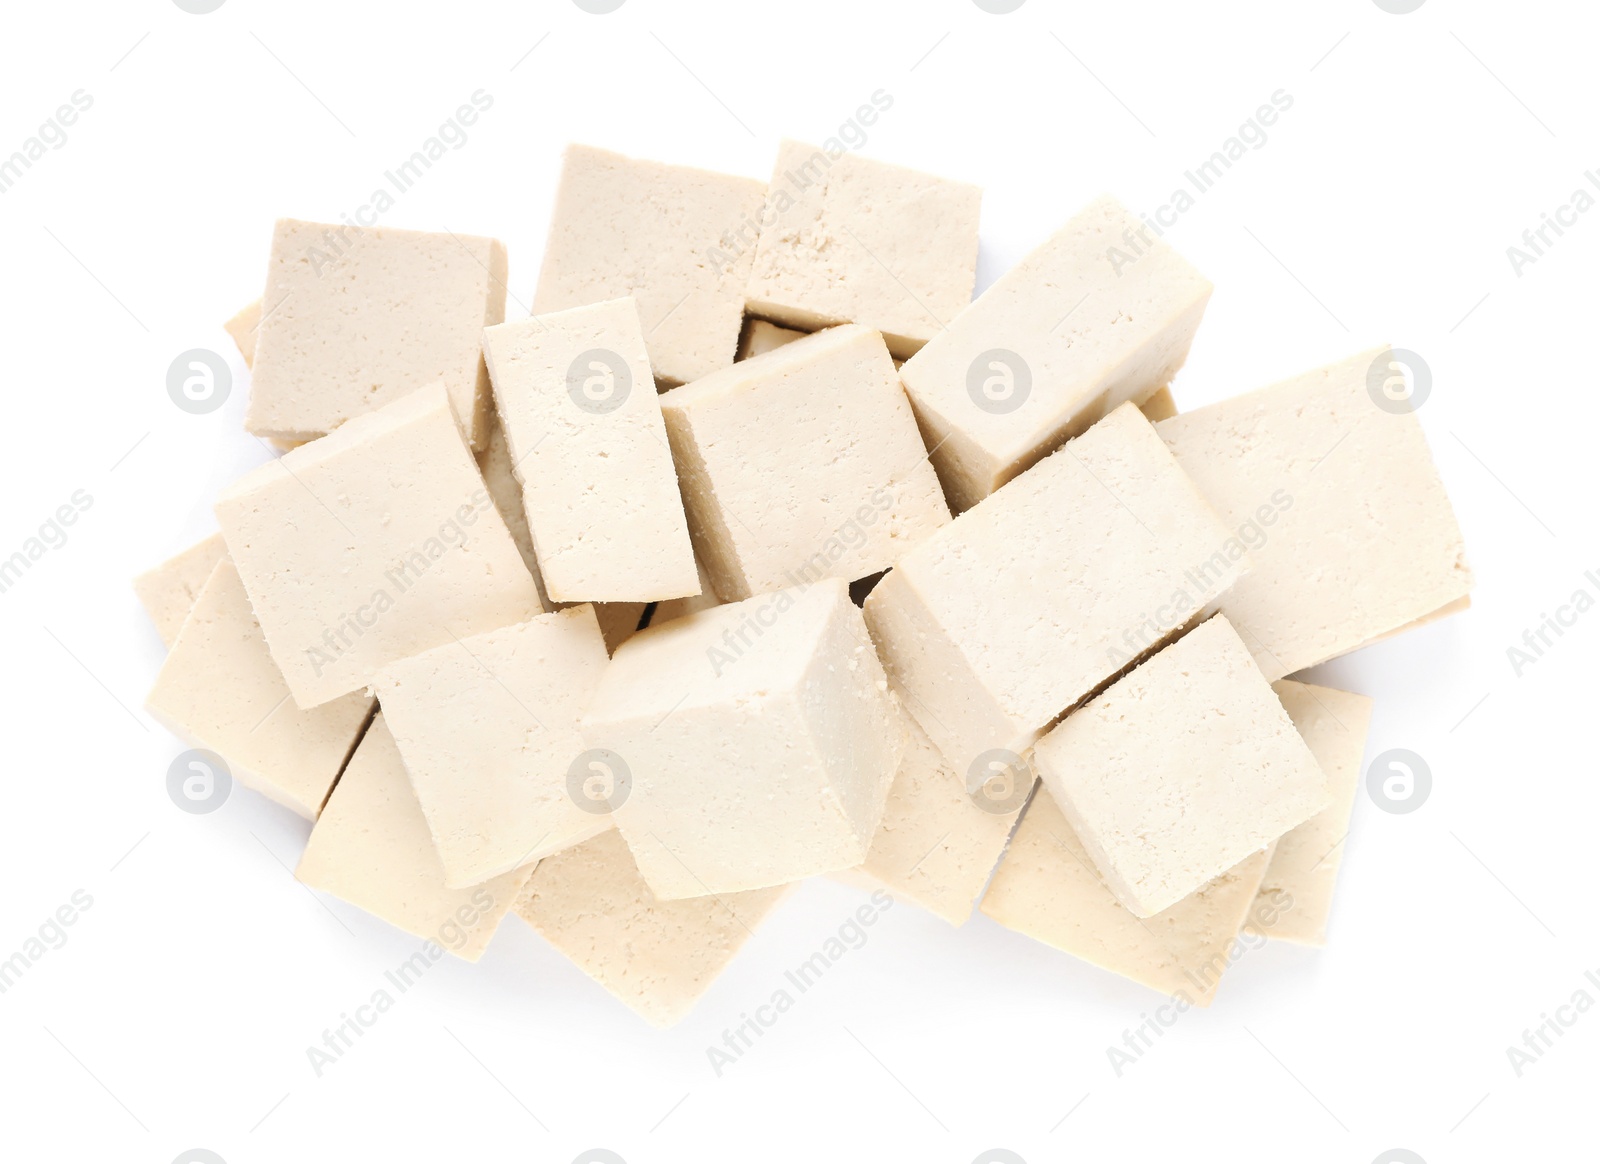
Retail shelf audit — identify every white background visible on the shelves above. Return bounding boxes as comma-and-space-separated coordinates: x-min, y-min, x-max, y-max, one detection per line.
0, 1, 1593, 1161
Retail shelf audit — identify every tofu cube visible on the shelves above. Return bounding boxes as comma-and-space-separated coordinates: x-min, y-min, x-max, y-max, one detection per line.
296, 715, 532, 959
134, 532, 229, 647
1032, 615, 1330, 917
371, 605, 615, 888
216, 385, 543, 708
661, 324, 950, 601
863, 402, 1245, 784
533, 145, 766, 387
146, 559, 373, 819
745, 139, 981, 359
482, 298, 699, 603
581, 578, 905, 899
247, 219, 507, 449
516, 829, 790, 1027
900, 195, 1212, 512
1156, 346, 1473, 678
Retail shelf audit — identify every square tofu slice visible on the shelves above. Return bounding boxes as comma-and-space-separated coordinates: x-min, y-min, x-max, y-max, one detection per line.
482, 298, 699, 603
216, 385, 542, 708
982, 787, 1275, 1005
737, 318, 806, 361
516, 829, 789, 1027
1156, 346, 1473, 679
863, 403, 1245, 786
146, 559, 372, 819
247, 219, 507, 449
134, 532, 229, 647
745, 139, 981, 359
1033, 615, 1330, 918
372, 605, 614, 888
533, 145, 766, 387
661, 324, 950, 601
856, 712, 1026, 925
296, 715, 532, 959
581, 578, 905, 900
1254, 680, 1374, 945
224, 299, 262, 369
900, 195, 1212, 512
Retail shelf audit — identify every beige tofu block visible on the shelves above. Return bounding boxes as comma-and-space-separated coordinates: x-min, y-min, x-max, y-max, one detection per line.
981, 787, 1275, 1005
737, 317, 807, 361
1034, 616, 1330, 917
651, 552, 724, 626
533, 145, 767, 387
1139, 385, 1178, 423
661, 325, 950, 601
372, 605, 614, 888
1156, 346, 1473, 679
516, 829, 789, 1027
746, 139, 981, 359
863, 403, 1245, 786
133, 532, 229, 647
146, 559, 373, 819
224, 299, 262, 369
900, 195, 1212, 512
296, 715, 532, 960
582, 578, 905, 900
483, 298, 699, 603
247, 219, 507, 450
1254, 680, 1374, 945
216, 385, 542, 708
856, 713, 1025, 925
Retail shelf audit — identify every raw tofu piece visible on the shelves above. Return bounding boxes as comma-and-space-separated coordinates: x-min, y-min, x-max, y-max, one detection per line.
981, 786, 1276, 1005
216, 385, 542, 708
856, 712, 1025, 925
1139, 385, 1178, 423
737, 318, 806, 361
1156, 346, 1473, 679
372, 605, 614, 888
516, 829, 789, 1027
247, 219, 507, 449
224, 299, 262, 369
650, 552, 724, 626
661, 324, 950, 601
1033, 615, 1330, 918
1254, 680, 1374, 945
296, 715, 532, 960
863, 403, 1245, 784
900, 195, 1212, 512
581, 578, 905, 900
533, 145, 766, 386
146, 559, 373, 819
133, 532, 229, 647
745, 139, 981, 359
482, 298, 699, 602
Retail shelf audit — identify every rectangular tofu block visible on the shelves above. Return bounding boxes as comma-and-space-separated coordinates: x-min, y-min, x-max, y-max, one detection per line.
661, 324, 950, 601
224, 298, 262, 369
516, 829, 790, 1027
856, 711, 1026, 925
482, 297, 699, 602
372, 605, 614, 888
981, 786, 1275, 1005
296, 715, 532, 959
746, 139, 981, 359
900, 195, 1212, 512
581, 578, 905, 900
216, 385, 543, 707
533, 145, 767, 386
1032, 615, 1330, 917
863, 403, 1245, 785
737, 317, 806, 361
1254, 680, 1373, 945
247, 219, 507, 449
1156, 346, 1473, 679
146, 559, 373, 819
134, 532, 229, 647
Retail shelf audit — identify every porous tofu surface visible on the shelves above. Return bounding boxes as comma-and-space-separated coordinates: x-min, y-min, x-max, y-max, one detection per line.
1032, 615, 1330, 918
1157, 346, 1473, 679
134, 531, 229, 647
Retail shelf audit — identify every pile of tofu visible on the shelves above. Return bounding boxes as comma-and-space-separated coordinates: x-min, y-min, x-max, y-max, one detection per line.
139, 140, 1472, 1026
